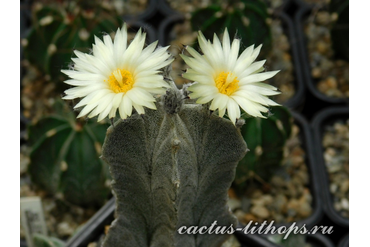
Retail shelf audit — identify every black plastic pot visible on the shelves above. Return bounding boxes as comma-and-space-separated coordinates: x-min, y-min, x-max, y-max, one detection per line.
286, 111, 324, 228
236, 227, 335, 247
125, 20, 157, 44
158, 10, 306, 111
308, 233, 335, 247
234, 111, 323, 246
235, 231, 281, 247
157, 0, 182, 17
20, 0, 31, 145
20, 240, 27, 247
275, 12, 306, 110
311, 106, 349, 228
157, 12, 184, 47
337, 233, 349, 247
293, 0, 349, 104
65, 197, 115, 247
120, 0, 158, 23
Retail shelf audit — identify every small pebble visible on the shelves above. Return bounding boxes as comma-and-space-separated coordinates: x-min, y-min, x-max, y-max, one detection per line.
251, 205, 270, 219
305, 8, 349, 98
322, 121, 349, 218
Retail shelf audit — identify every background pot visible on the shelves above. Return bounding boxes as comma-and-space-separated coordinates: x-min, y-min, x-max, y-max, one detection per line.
65, 198, 115, 247
121, 0, 158, 22
311, 106, 349, 228
293, 0, 349, 105
337, 233, 349, 247
308, 233, 335, 247
233, 111, 324, 246
157, 0, 181, 17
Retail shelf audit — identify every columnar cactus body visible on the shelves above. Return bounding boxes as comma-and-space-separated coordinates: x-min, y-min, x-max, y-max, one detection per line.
101, 86, 248, 246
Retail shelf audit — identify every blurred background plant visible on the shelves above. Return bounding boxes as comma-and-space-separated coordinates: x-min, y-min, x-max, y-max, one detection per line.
23, 1, 122, 87
27, 100, 111, 207
190, 0, 272, 56
234, 105, 293, 194
21, 99, 111, 245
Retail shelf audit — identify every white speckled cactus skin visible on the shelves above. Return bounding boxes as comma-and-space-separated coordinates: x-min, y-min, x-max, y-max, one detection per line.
101, 71, 248, 247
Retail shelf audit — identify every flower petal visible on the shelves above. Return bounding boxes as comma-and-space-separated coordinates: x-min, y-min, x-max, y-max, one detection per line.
121, 94, 133, 116
236, 60, 266, 78
231, 95, 267, 117
222, 28, 231, 60
239, 70, 280, 85
227, 38, 240, 71
210, 93, 229, 111
114, 25, 128, 65
227, 98, 240, 125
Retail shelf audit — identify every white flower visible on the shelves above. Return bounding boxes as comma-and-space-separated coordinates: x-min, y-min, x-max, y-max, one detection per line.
62, 23, 173, 122
180, 29, 280, 124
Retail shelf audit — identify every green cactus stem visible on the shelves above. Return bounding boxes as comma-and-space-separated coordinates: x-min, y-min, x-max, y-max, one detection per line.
100, 77, 248, 246
234, 106, 293, 194
27, 100, 110, 207
23, 2, 122, 84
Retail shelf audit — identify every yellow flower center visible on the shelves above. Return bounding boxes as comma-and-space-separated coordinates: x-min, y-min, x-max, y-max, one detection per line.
215, 72, 239, 96
106, 69, 134, 93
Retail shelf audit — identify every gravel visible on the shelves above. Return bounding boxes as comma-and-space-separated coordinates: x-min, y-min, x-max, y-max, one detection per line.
304, 6, 349, 98
228, 124, 314, 224
322, 120, 349, 218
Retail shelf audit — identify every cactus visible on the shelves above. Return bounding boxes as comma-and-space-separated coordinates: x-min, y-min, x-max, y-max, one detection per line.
190, 0, 272, 56
27, 100, 110, 207
329, 0, 349, 61
233, 106, 293, 193
23, 1, 122, 85
100, 80, 248, 246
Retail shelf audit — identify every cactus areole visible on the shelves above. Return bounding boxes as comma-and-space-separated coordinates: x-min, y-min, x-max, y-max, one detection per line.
100, 81, 248, 247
